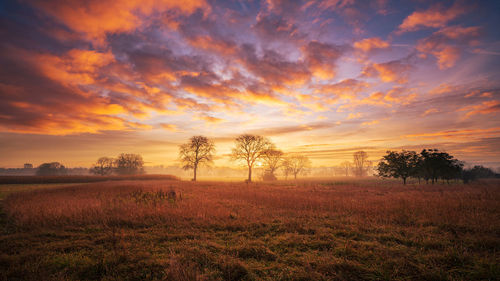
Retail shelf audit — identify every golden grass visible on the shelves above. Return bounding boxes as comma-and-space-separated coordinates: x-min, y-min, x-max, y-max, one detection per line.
5, 179, 499, 230
1, 179, 499, 280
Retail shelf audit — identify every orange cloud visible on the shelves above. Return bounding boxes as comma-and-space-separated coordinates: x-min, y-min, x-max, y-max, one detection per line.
303, 41, 343, 80
422, 108, 439, 117
416, 26, 481, 69
459, 100, 500, 118
196, 114, 224, 124
429, 83, 456, 95
315, 79, 370, 102
34, 49, 115, 87
404, 127, 500, 140
30, 0, 209, 44
397, 2, 466, 33
187, 35, 238, 56
347, 112, 362, 119
338, 87, 417, 111
160, 123, 179, 132
362, 60, 411, 84
383, 87, 417, 104
354, 37, 389, 52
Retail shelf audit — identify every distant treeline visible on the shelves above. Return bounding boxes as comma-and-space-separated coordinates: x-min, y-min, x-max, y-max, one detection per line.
377, 149, 500, 184
3, 135, 498, 184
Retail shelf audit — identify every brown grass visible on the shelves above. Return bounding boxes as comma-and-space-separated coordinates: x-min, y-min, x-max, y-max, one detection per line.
0, 174, 179, 184
1, 179, 499, 280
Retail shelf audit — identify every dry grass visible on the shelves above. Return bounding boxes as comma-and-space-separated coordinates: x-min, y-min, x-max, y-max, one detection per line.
0, 174, 179, 184
1, 179, 499, 280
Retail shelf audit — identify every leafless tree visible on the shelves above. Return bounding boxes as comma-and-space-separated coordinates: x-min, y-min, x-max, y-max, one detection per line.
179, 136, 215, 181
339, 161, 351, 177
261, 148, 284, 180
115, 153, 144, 175
91, 157, 114, 176
282, 154, 311, 180
231, 134, 273, 182
353, 151, 369, 177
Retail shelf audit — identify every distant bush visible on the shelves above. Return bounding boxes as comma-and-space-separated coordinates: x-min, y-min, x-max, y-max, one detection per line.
462, 165, 499, 183
36, 162, 67, 176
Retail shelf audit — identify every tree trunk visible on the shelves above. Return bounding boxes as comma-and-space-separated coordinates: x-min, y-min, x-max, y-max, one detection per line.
403, 177, 406, 185
248, 166, 252, 182
294, 173, 297, 180
193, 164, 197, 181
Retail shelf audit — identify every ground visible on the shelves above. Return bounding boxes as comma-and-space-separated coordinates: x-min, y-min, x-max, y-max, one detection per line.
0, 178, 499, 281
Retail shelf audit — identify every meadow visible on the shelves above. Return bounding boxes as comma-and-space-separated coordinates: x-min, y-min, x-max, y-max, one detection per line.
0, 178, 499, 281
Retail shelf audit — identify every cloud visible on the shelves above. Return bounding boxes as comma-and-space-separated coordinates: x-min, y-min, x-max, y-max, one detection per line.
0, 47, 154, 135
421, 108, 439, 117
240, 44, 311, 86
429, 83, 457, 95
404, 127, 500, 140
459, 100, 500, 118
354, 37, 389, 52
416, 25, 481, 69
303, 41, 344, 80
347, 112, 363, 120
362, 59, 412, 84
186, 35, 238, 56
338, 86, 418, 111
196, 114, 224, 124
315, 79, 371, 102
397, 2, 467, 33
253, 14, 305, 42
160, 123, 179, 132
251, 122, 333, 136
29, 0, 209, 45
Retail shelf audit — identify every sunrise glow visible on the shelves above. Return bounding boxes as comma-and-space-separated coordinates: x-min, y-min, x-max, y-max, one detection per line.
1, 0, 499, 168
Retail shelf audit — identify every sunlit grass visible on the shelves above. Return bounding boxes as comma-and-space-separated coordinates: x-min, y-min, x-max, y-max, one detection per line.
1, 179, 499, 280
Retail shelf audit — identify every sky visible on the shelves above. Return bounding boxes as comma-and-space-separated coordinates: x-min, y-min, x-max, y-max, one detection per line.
0, 0, 499, 168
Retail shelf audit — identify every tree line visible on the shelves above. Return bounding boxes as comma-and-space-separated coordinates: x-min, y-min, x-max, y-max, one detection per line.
44, 134, 496, 184
36, 154, 145, 176
377, 149, 499, 184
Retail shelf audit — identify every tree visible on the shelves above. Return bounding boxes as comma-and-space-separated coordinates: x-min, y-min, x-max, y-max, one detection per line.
353, 151, 369, 177
179, 136, 215, 181
261, 148, 284, 181
282, 154, 311, 180
231, 134, 273, 182
115, 153, 144, 175
420, 149, 462, 184
377, 150, 420, 184
90, 157, 114, 176
36, 162, 67, 176
339, 161, 351, 177
462, 165, 496, 183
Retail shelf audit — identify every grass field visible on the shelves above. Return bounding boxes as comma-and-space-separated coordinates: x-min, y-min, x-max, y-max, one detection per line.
0, 174, 179, 185
1, 178, 499, 280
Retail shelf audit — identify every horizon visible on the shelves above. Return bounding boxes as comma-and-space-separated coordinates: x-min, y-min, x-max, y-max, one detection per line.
1, 0, 499, 168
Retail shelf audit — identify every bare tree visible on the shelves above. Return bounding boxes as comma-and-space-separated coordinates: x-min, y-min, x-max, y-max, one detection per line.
231, 134, 273, 182
282, 154, 311, 180
353, 151, 369, 177
339, 161, 351, 177
179, 136, 215, 181
91, 157, 114, 176
115, 153, 144, 175
261, 148, 284, 180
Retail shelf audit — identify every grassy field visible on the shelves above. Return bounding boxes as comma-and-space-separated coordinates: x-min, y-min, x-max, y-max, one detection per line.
0, 174, 179, 185
0, 179, 499, 281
